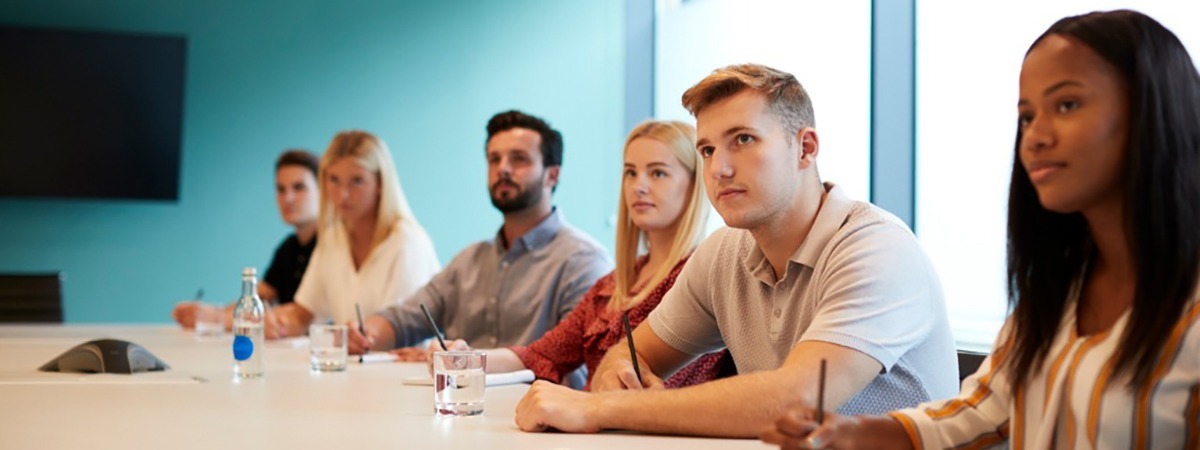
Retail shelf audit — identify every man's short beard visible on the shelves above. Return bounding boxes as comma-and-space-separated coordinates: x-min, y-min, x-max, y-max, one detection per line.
490, 177, 545, 213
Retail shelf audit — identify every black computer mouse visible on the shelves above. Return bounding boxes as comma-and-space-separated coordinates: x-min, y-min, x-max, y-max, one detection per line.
39, 339, 170, 374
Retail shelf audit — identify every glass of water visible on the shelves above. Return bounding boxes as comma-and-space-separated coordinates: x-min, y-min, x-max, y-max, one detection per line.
193, 303, 225, 338
309, 324, 347, 372
432, 351, 486, 416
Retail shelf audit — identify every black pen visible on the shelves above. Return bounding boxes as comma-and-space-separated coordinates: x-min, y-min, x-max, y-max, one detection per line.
622, 311, 643, 387
816, 358, 827, 425
420, 303, 448, 351
355, 303, 367, 363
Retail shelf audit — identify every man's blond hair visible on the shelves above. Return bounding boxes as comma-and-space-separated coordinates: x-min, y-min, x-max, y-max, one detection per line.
680, 63, 815, 137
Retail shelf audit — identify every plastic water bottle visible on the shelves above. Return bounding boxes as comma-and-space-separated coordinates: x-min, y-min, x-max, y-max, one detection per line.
232, 267, 264, 379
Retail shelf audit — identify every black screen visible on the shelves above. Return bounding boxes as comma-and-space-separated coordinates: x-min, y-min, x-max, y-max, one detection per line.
0, 26, 186, 201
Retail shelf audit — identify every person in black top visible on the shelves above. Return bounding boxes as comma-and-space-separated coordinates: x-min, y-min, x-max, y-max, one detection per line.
261, 232, 316, 304
258, 150, 320, 304
173, 149, 321, 329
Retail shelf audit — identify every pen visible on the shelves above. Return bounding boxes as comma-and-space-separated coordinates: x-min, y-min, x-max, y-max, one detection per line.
622, 311, 643, 387
355, 303, 367, 363
816, 358, 826, 425
420, 303, 448, 352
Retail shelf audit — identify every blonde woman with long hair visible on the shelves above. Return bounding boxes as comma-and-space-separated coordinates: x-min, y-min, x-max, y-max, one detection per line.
436, 120, 731, 389
267, 130, 440, 338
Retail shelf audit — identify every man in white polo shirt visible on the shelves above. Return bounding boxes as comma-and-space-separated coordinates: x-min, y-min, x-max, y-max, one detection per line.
513, 64, 957, 437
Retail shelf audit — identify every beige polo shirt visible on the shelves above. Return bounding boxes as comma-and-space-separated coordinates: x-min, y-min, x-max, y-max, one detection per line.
647, 183, 958, 414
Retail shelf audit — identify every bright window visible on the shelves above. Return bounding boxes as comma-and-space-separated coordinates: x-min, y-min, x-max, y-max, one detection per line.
655, 0, 872, 234
915, 1, 1200, 351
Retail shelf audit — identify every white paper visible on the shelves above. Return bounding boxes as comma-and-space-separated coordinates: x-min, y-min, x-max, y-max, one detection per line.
402, 369, 535, 387
266, 337, 309, 348
356, 352, 398, 363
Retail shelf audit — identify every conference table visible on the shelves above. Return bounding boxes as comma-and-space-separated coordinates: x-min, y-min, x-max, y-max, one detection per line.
0, 325, 765, 449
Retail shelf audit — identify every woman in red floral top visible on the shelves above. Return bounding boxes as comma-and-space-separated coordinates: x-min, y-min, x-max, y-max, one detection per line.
439, 120, 730, 390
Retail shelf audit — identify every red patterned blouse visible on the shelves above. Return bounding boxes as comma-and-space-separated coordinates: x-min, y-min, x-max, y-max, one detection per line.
509, 256, 731, 390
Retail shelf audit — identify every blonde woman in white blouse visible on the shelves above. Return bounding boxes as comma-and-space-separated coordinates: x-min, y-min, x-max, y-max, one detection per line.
267, 130, 440, 338
761, 9, 1200, 450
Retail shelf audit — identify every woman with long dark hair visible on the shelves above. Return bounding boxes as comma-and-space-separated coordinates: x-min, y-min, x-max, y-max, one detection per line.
761, 9, 1200, 449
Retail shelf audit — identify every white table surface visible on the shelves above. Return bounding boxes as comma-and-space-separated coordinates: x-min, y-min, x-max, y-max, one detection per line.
0, 325, 764, 449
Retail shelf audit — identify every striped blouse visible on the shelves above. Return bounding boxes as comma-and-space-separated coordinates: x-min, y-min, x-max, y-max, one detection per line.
891, 289, 1200, 449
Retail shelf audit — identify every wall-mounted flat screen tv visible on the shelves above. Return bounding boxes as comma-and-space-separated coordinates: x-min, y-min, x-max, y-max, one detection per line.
0, 25, 186, 201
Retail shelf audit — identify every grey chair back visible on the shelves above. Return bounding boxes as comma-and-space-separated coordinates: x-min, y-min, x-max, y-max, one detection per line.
0, 272, 64, 323
957, 350, 988, 383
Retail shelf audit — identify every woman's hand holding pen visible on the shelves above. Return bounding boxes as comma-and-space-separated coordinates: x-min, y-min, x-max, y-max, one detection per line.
347, 320, 377, 355
617, 364, 664, 390
591, 351, 664, 392
761, 408, 848, 450
762, 357, 910, 450
761, 411, 913, 450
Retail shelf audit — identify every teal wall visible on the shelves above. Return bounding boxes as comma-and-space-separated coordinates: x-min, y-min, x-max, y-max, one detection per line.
0, 0, 625, 322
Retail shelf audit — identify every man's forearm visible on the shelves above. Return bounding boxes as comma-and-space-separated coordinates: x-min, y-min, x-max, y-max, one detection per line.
590, 369, 812, 438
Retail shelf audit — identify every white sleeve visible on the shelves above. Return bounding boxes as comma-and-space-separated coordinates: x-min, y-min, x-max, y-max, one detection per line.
293, 238, 326, 317
383, 221, 441, 308
889, 322, 1015, 450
